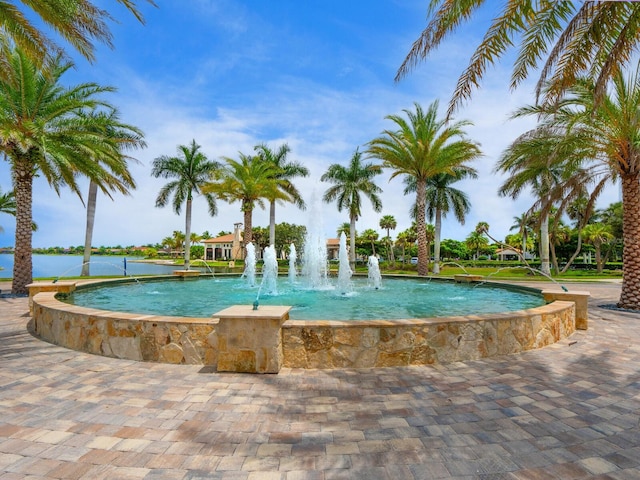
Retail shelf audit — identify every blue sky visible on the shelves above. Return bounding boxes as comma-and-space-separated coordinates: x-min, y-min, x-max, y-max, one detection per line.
0, 1, 619, 249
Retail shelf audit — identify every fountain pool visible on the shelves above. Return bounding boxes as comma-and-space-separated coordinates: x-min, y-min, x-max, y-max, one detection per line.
30, 195, 581, 371
63, 275, 545, 320
32, 274, 580, 370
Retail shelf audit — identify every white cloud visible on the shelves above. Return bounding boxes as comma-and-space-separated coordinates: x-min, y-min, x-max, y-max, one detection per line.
0, 1, 621, 252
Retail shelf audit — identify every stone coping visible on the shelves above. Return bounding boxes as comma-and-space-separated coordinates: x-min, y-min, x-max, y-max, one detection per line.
30, 276, 579, 371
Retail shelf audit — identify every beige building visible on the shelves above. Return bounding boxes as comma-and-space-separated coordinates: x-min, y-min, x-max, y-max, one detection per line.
203, 223, 340, 262
203, 223, 244, 261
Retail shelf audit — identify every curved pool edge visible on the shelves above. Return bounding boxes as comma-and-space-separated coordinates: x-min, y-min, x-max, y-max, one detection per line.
30, 276, 579, 371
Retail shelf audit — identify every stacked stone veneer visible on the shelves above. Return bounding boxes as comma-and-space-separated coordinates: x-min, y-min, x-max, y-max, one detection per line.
33, 292, 218, 365
31, 290, 576, 370
282, 302, 575, 368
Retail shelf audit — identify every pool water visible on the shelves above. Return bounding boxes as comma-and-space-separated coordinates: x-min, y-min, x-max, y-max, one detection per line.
66, 276, 545, 321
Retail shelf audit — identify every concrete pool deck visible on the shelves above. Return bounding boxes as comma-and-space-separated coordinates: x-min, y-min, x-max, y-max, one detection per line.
1, 280, 639, 479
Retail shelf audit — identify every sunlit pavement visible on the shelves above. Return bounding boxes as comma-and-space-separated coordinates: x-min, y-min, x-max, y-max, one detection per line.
1, 281, 639, 479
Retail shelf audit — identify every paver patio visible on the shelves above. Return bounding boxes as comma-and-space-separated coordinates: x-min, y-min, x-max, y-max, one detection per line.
1, 280, 639, 479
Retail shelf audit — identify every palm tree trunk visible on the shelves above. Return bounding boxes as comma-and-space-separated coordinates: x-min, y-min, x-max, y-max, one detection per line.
559, 233, 582, 274
539, 213, 551, 276
550, 239, 559, 275
433, 208, 442, 274
416, 179, 428, 276
595, 243, 603, 274
269, 200, 276, 247
81, 181, 98, 276
619, 173, 640, 309
243, 202, 253, 253
184, 197, 192, 270
349, 215, 356, 268
12, 155, 34, 295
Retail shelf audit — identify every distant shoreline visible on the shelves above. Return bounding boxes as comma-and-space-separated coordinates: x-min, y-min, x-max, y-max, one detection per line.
126, 258, 176, 265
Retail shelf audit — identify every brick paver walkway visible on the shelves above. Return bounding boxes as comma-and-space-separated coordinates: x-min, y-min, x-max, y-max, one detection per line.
1, 281, 639, 479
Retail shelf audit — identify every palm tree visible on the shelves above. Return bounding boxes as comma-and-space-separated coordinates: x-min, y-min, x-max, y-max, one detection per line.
367, 101, 481, 276
395, 231, 409, 267
337, 222, 351, 239
466, 230, 488, 260
0, 48, 140, 294
321, 149, 383, 268
505, 70, 640, 308
496, 132, 568, 276
399, 225, 419, 266
152, 140, 220, 271
0, 186, 15, 233
404, 168, 477, 274
254, 143, 309, 247
204, 153, 286, 248
511, 212, 538, 261
424, 223, 435, 271
379, 214, 397, 263
0, 0, 155, 68
161, 234, 181, 257
582, 223, 614, 274
168, 231, 185, 258
397, 2, 640, 116
81, 110, 146, 276
360, 228, 379, 256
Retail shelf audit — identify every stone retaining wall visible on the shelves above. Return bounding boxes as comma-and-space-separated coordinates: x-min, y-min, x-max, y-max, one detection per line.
31, 289, 576, 371
282, 301, 575, 368
33, 292, 219, 365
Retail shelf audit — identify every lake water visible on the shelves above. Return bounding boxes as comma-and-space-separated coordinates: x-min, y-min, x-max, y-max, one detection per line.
0, 254, 179, 279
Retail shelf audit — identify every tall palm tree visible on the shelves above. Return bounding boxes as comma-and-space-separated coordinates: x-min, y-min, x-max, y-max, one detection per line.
204, 153, 286, 248
81, 110, 146, 276
367, 101, 481, 276
397, 2, 640, 116
321, 149, 383, 268
152, 140, 220, 271
0, 48, 139, 294
496, 131, 570, 276
505, 69, 640, 308
0, 0, 155, 69
404, 168, 477, 274
254, 143, 309, 247
0, 186, 15, 233
379, 214, 397, 263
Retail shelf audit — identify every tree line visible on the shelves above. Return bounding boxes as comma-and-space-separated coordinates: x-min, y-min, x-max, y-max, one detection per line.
1, 1, 640, 312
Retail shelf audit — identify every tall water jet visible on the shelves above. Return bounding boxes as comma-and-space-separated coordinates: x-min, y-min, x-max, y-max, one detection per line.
368, 255, 382, 289
336, 232, 352, 294
243, 243, 256, 287
260, 245, 278, 295
302, 192, 328, 288
288, 243, 297, 283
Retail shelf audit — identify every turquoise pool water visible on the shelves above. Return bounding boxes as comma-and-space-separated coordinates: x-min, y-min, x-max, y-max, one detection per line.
65, 276, 545, 321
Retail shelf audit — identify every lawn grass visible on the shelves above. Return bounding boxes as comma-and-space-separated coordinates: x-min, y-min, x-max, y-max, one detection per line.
3, 259, 621, 283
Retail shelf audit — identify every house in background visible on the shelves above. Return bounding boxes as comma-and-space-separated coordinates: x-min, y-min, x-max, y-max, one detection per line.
327, 238, 339, 260
202, 223, 341, 262
495, 247, 534, 261
203, 223, 244, 261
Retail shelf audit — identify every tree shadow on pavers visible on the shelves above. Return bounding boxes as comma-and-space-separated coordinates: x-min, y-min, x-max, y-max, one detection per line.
0, 317, 46, 358
285, 343, 640, 477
